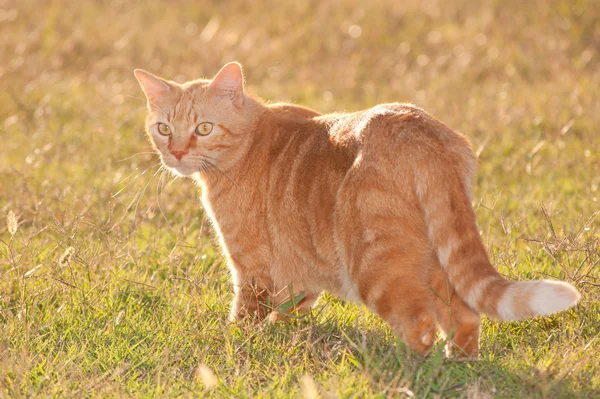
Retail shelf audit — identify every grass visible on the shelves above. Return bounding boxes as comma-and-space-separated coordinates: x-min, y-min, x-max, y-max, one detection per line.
1, 0, 599, 397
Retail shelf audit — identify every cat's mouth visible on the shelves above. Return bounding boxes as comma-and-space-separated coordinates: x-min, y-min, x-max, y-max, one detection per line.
161, 156, 198, 177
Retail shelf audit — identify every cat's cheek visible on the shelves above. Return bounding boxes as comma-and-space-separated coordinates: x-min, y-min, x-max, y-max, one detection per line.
160, 154, 178, 169
151, 136, 170, 154
151, 132, 168, 144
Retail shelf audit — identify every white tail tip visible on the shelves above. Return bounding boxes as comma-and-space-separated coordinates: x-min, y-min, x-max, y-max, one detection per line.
497, 280, 580, 321
529, 280, 580, 316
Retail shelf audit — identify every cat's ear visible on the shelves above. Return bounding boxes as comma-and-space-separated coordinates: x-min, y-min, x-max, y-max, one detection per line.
134, 69, 171, 101
208, 62, 245, 108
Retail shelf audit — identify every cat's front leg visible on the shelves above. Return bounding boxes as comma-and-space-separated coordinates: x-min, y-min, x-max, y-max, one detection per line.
229, 271, 275, 322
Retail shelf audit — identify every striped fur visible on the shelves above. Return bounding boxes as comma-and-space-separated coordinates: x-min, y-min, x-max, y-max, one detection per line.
135, 63, 580, 357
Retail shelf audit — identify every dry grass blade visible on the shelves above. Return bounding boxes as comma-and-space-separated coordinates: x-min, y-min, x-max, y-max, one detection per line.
7, 210, 18, 236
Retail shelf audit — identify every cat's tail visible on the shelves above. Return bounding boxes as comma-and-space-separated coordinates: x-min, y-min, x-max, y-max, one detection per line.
413, 133, 580, 321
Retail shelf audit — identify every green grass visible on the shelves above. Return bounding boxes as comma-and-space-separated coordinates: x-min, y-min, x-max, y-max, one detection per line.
1, 0, 599, 397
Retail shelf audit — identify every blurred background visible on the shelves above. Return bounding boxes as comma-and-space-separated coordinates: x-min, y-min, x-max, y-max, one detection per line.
0, 0, 599, 396
1, 0, 598, 202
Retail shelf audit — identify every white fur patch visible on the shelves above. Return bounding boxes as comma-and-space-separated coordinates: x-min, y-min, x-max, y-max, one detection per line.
338, 267, 361, 303
497, 280, 580, 321
415, 171, 428, 200
363, 229, 377, 243
437, 238, 457, 267
465, 276, 496, 310
497, 284, 519, 320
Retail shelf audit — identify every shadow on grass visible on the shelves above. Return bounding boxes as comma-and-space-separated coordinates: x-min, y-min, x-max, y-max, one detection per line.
256, 309, 598, 398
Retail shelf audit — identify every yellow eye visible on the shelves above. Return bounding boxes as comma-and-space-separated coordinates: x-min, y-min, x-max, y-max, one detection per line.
157, 123, 171, 136
196, 122, 213, 136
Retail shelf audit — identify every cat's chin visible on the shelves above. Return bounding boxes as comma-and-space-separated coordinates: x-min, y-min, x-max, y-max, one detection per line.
162, 162, 198, 177
171, 167, 197, 177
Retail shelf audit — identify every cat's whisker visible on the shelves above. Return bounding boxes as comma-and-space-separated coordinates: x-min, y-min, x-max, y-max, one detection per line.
130, 162, 164, 225
153, 164, 165, 178
124, 94, 148, 102
149, 100, 168, 115
114, 152, 159, 163
155, 166, 174, 229
112, 161, 162, 199
201, 158, 240, 190
133, 106, 150, 114
166, 173, 179, 188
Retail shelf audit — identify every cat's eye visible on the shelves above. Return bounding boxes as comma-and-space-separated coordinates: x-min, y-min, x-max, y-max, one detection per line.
196, 122, 213, 136
157, 123, 171, 136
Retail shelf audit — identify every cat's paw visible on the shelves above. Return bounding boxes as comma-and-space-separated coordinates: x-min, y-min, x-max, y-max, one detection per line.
444, 335, 480, 360
267, 310, 284, 324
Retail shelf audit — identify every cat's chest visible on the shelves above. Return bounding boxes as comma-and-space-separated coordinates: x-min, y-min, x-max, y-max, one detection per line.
201, 184, 273, 267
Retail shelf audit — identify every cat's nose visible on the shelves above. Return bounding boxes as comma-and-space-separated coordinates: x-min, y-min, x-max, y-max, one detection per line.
171, 149, 188, 160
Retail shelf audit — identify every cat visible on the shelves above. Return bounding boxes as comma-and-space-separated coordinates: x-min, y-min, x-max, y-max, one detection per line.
134, 62, 580, 357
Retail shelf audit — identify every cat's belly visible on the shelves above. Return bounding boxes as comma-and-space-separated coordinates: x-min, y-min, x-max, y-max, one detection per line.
268, 236, 342, 296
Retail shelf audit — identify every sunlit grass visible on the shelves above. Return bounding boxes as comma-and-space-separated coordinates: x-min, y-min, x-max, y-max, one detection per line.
1, 0, 599, 397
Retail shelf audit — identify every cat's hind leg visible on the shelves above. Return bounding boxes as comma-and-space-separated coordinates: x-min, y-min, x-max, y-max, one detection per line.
430, 259, 480, 359
351, 245, 437, 355
335, 175, 437, 354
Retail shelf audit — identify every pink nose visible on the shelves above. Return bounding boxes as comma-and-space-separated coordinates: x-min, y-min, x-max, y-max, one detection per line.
171, 150, 188, 160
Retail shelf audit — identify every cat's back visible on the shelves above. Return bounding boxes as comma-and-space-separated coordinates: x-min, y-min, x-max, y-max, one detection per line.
320, 102, 472, 161
265, 101, 472, 169
268, 102, 322, 119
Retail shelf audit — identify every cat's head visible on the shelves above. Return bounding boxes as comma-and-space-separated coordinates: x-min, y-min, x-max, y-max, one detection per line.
134, 62, 260, 177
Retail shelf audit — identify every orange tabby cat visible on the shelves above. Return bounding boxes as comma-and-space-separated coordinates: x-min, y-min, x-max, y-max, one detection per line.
134, 62, 580, 357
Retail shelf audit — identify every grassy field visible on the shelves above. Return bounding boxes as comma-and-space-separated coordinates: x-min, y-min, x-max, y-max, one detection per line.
1, 0, 599, 397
